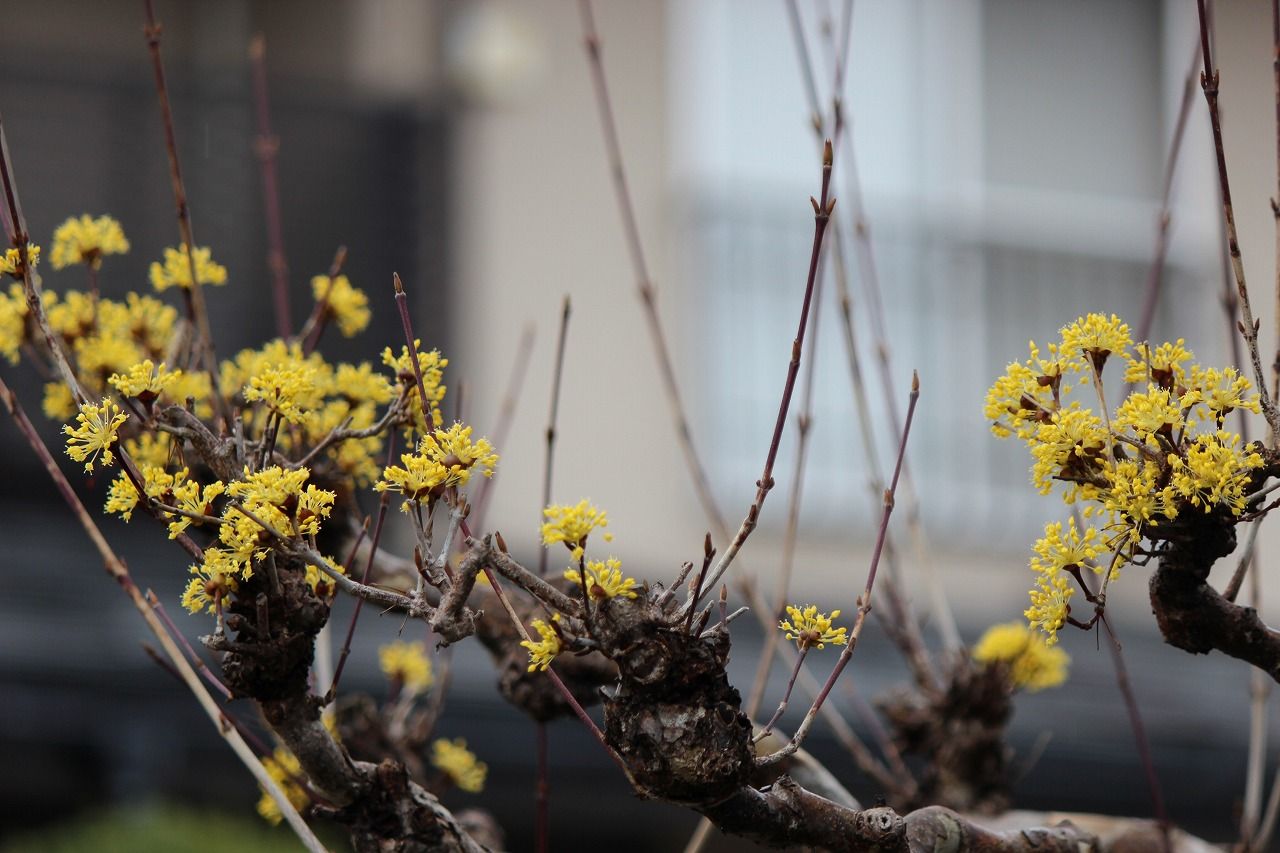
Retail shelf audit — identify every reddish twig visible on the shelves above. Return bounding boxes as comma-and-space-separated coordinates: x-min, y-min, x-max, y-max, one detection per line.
537, 296, 571, 578
249, 33, 291, 339
1195, 0, 1280, 440
685, 141, 834, 611
758, 371, 919, 766
1100, 614, 1171, 853
300, 246, 348, 354
142, 0, 227, 425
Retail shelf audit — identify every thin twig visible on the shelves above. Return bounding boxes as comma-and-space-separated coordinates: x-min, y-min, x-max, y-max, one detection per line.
538, 296, 571, 577
1132, 39, 1202, 352
1196, 0, 1280, 441
684, 142, 835, 611
249, 33, 291, 339
788, 0, 952, 674
758, 372, 919, 766
1100, 614, 1171, 853
299, 246, 348, 354
148, 591, 234, 700
142, 0, 227, 426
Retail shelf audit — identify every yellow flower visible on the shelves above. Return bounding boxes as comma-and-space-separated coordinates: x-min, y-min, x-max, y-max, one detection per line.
181, 553, 239, 615
375, 422, 498, 508
1025, 572, 1073, 644
1115, 385, 1183, 441
63, 397, 127, 472
1102, 458, 1178, 531
256, 747, 309, 825
1187, 366, 1260, 426
0, 283, 31, 363
521, 615, 563, 672
431, 738, 486, 793
164, 369, 214, 417
1030, 518, 1100, 577
1169, 431, 1263, 514
149, 245, 228, 290
0, 244, 40, 279
382, 341, 447, 430
378, 641, 434, 694
47, 290, 97, 340
1059, 313, 1131, 371
104, 464, 181, 523
541, 499, 613, 559
1124, 339, 1193, 390
311, 274, 371, 337
779, 604, 848, 650
375, 451, 448, 510
973, 622, 1070, 691
227, 465, 311, 509
243, 362, 319, 424
564, 557, 638, 600
166, 478, 226, 538
49, 214, 129, 270
418, 422, 498, 487
1028, 407, 1107, 494
74, 332, 145, 382
42, 381, 77, 420
334, 362, 393, 406
108, 359, 181, 402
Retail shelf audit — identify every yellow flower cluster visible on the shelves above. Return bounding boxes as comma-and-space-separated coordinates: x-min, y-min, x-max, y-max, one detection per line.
986, 314, 1266, 643
382, 341, 448, 433
565, 556, 639, 600
430, 738, 487, 793
521, 614, 563, 672
541, 499, 613, 559
63, 397, 127, 473
779, 604, 848, 650
256, 747, 309, 825
222, 340, 394, 484
149, 245, 228, 290
108, 359, 182, 403
311, 274, 370, 337
378, 641, 434, 694
243, 361, 319, 425
0, 244, 40, 279
374, 422, 498, 509
49, 214, 129, 270
0, 283, 35, 363
972, 622, 1070, 691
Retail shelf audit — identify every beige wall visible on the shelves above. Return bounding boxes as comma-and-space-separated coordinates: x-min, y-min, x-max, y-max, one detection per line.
451, 0, 1280, 635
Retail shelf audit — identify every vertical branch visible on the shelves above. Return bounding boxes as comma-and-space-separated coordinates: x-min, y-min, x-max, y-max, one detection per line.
142, 0, 223, 396
249, 34, 291, 339
576, 0, 728, 546
688, 142, 834, 605
1100, 615, 1171, 853
1195, 0, 1280, 440
758, 372, 919, 766
538, 296, 572, 577
1132, 40, 1202, 352
793, 0, 956, 664
744, 196, 827, 719
534, 296, 570, 853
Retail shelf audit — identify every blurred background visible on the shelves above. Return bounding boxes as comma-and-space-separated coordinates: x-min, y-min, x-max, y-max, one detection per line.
2, 0, 1279, 849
